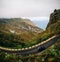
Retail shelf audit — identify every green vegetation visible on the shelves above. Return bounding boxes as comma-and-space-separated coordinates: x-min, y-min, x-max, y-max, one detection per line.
0, 29, 54, 49
0, 31, 28, 48
0, 9, 60, 62
0, 18, 42, 48
0, 39, 60, 62
0, 9, 60, 49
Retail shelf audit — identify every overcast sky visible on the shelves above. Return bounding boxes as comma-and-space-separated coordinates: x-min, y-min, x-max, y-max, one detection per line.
0, 0, 60, 29
0, 0, 60, 18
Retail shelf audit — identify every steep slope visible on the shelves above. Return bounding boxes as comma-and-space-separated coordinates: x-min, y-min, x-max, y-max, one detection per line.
0, 18, 43, 48
46, 9, 60, 28
46, 9, 60, 35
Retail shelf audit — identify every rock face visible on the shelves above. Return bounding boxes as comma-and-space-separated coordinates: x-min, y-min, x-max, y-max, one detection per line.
46, 9, 60, 35
46, 9, 60, 28
0, 18, 43, 42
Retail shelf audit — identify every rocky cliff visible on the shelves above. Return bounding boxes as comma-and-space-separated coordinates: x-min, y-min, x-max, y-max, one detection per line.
47, 9, 60, 28
46, 9, 60, 35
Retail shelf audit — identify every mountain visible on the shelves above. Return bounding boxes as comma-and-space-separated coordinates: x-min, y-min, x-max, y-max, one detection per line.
46, 9, 60, 35
0, 18, 43, 48
22, 18, 36, 26
47, 9, 60, 28
0, 18, 43, 34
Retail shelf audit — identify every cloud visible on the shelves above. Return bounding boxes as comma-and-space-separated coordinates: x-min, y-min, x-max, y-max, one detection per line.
21, 17, 49, 22
0, 0, 60, 18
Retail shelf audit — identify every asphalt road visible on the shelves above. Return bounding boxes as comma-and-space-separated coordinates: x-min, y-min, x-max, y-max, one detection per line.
0, 34, 60, 55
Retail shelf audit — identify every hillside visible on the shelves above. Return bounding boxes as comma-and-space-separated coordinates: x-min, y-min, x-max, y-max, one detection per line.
0, 18, 43, 48
0, 18, 43, 33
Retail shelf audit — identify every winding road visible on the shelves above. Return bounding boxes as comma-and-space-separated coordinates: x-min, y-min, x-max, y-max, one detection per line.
0, 34, 60, 55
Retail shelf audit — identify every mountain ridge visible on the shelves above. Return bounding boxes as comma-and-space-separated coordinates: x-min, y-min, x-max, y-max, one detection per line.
0, 18, 43, 45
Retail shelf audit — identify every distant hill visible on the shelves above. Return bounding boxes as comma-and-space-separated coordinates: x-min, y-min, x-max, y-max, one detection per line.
0, 18, 43, 34
0, 18, 43, 48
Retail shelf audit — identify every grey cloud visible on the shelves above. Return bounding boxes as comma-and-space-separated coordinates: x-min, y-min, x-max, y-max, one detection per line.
0, 0, 60, 18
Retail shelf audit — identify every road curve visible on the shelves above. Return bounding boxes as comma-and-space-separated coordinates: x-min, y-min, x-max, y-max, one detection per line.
0, 34, 60, 55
